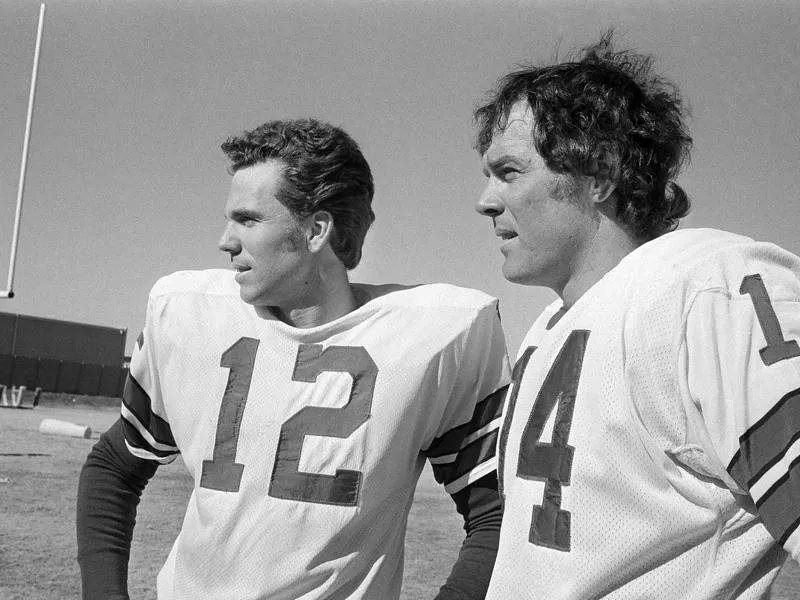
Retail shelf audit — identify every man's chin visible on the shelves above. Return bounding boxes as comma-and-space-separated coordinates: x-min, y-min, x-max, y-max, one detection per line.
502, 263, 541, 287
238, 288, 280, 315
237, 285, 259, 305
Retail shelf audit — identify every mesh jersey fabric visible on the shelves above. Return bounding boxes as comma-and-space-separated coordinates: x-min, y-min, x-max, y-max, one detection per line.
120, 270, 510, 600
488, 228, 800, 600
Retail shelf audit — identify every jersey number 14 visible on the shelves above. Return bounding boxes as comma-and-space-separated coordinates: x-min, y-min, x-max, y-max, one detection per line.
498, 330, 591, 553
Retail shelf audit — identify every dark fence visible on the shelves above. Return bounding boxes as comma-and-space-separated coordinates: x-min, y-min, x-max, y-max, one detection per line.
0, 312, 127, 366
0, 353, 128, 397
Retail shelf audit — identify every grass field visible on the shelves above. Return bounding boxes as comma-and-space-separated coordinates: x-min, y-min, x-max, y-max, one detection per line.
1, 401, 798, 599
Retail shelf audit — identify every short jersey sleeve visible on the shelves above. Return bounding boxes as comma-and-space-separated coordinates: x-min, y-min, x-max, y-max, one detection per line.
683, 248, 800, 559
423, 301, 511, 495
119, 293, 180, 464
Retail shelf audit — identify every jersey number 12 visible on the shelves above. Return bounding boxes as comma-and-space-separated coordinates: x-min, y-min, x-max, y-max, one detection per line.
200, 337, 378, 507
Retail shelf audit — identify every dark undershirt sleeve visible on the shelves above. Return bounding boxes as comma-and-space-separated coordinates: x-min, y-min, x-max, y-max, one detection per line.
76, 418, 159, 600
433, 473, 503, 600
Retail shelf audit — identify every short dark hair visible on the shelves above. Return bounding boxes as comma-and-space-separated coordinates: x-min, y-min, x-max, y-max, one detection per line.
475, 31, 692, 239
221, 118, 375, 269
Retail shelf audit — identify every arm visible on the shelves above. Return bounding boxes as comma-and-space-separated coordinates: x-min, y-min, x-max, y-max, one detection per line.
423, 298, 510, 598
682, 260, 800, 562
425, 383, 508, 600
76, 418, 159, 600
433, 473, 502, 600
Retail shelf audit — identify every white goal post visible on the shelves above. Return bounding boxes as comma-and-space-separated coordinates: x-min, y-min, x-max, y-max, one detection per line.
1, 3, 46, 299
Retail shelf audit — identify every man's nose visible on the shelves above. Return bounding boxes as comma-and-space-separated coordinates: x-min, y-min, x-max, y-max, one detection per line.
217, 223, 240, 255
475, 189, 505, 218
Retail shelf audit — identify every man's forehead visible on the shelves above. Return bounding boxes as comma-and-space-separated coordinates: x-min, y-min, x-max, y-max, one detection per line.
232, 160, 284, 188
484, 101, 535, 157
500, 101, 535, 134
226, 160, 286, 213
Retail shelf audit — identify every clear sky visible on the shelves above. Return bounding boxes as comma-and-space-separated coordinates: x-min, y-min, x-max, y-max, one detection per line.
1, 0, 798, 358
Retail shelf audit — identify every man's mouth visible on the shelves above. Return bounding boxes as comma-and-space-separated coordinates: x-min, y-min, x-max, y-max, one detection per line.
495, 229, 517, 241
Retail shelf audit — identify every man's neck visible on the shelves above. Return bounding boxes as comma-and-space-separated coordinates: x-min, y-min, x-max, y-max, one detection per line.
257, 269, 361, 329
278, 291, 359, 329
559, 220, 642, 309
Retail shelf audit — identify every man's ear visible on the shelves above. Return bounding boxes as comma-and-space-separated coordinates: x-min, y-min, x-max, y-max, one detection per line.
306, 210, 335, 254
588, 156, 617, 205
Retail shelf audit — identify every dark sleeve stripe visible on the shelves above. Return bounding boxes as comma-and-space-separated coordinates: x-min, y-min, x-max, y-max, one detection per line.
121, 373, 176, 447
727, 387, 800, 489
121, 417, 178, 459
431, 430, 498, 486
753, 455, 800, 546
136, 331, 144, 350
451, 429, 498, 481
426, 386, 507, 458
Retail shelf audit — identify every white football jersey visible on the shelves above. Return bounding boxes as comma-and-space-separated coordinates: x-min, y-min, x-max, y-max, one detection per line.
488, 228, 800, 600
120, 270, 510, 600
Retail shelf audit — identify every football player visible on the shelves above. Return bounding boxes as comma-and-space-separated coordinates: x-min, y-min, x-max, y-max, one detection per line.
474, 33, 800, 599
77, 118, 510, 599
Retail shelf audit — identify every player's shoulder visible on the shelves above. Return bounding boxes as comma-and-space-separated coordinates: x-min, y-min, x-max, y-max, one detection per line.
149, 269, 239, 300
634, 228, 752, 267
358, 282, 499, 313
629, 228, 800, 295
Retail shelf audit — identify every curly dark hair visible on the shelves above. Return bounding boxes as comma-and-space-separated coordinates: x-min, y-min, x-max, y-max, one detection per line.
221, 118, 375, 269
475, 31, 692, 239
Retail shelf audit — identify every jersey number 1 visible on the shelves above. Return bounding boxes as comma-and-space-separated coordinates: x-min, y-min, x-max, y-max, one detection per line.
740, 273, 800, 365
200, 337, 377, 507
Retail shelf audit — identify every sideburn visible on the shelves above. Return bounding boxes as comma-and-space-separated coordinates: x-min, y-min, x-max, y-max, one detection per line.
281, 218, 309, 253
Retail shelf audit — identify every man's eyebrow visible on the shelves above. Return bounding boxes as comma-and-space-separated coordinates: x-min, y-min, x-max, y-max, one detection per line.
485, 153, 528, 170
227, 207, 262, 221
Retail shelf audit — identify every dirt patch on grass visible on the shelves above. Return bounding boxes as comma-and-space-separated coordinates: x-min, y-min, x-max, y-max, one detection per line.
35, 391, 121, 409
